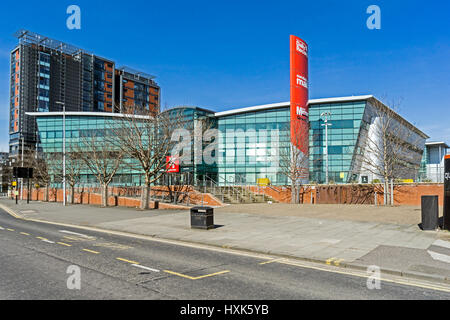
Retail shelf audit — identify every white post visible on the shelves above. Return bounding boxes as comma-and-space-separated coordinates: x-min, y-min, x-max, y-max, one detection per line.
57, 101, 66, 206
325, 121, 329, 184
20, 137, 24, 200
321, 112, 332, 185
63, 103, 66, 206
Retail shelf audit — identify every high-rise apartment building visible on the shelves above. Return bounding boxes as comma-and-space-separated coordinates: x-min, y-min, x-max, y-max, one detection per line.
115, 67, 160, 113
9, 29, 160, 163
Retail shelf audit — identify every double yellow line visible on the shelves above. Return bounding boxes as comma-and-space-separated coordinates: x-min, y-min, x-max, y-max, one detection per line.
326, 257, 344, 266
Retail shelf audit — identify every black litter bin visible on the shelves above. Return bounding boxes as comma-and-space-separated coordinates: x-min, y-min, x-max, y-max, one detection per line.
421, 195, 439, 230
154, 201, 159, 209
190, 206, 214, 230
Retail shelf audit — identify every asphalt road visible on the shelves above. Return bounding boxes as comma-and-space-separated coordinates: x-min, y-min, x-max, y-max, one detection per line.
0, 208, 449, 300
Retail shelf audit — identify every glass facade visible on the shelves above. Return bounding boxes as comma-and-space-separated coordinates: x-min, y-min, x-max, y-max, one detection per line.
37, 52, 50, 112
214, 101, 367, 186
217, 107, 290, 185
309, 101, 366, 184
35, 115, 141, 186
35, 108, 218, 187
163, 107, 218, 183
31, 97, 427, 187
93, 57, 113, 112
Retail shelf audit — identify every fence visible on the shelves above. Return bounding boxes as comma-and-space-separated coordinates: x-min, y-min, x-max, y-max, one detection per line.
14, 183, 223, 208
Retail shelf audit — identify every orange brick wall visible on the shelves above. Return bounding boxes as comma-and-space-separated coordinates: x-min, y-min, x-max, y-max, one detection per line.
394, 184, 444, 206
19, 186, 223, 209
251, 184, 445, 206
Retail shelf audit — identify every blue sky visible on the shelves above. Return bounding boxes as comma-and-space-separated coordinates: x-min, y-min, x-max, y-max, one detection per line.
0, 0, 449, 152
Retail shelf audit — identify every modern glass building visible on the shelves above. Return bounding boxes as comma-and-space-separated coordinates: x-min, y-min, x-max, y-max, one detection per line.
419, 142, 449, 183
28, 95, 429, 187
215, 103, 291, 186
31, 113, 141, 186
214, 95, 428, 185
28, 107, 217, 187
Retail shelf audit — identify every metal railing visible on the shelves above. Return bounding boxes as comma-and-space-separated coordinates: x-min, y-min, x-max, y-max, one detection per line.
194, 175, 267, 204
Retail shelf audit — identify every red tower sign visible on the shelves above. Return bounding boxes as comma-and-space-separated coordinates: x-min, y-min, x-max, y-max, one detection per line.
290, 35, 309, 181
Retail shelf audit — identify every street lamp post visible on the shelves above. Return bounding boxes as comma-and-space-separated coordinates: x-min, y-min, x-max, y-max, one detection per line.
56, 101, 66, 206
321, 112, 332, 184
20, 136, 24, 200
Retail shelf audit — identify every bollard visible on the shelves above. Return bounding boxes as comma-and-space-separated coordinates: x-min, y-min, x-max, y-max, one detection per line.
444, 155, 450, 230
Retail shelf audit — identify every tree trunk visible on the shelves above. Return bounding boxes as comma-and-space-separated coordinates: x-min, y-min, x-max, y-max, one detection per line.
44, 186, 49, 202
140, 183, 150, 210
291, 184, 298, 204
390, 179, 394, 206
71, 185, 75, 204
101, 183, 108, 207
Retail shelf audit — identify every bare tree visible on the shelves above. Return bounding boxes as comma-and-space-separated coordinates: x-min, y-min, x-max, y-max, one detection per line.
109, 104, 178, 210
73, 131, 124, 207
279, 123, 310, 204
26, 149, 52, 202
355, 97, 426, 205
52, 149, 82, 204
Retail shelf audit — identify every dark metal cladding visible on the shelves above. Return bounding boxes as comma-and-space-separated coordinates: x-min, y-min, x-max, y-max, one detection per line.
444, 156, 450, 230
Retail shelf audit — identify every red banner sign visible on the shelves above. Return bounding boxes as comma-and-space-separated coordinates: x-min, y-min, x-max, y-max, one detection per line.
166, 156, 179, 173
290, 35, 309, 180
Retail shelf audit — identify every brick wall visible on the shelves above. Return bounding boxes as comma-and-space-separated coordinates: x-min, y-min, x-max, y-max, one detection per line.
251, 184, 445, 206
17, 186, 224, 209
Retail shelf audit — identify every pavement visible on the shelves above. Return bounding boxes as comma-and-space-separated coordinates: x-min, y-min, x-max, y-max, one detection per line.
1, 198, 450, 286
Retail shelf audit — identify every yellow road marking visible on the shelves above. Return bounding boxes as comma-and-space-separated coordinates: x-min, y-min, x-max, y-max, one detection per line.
20, 232, 30, 236
57, 242, 72, 247
326, 257, 336, 265
259, 258, 284, 265
6, 228, 15, 231
82, 249, 100, 254
334, 259, 344, 266
0, 205, 24, 220
163, 269, 230, 280
116, 257, 140, 265
278, 259, 450, 293
36, 236, 48, 240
